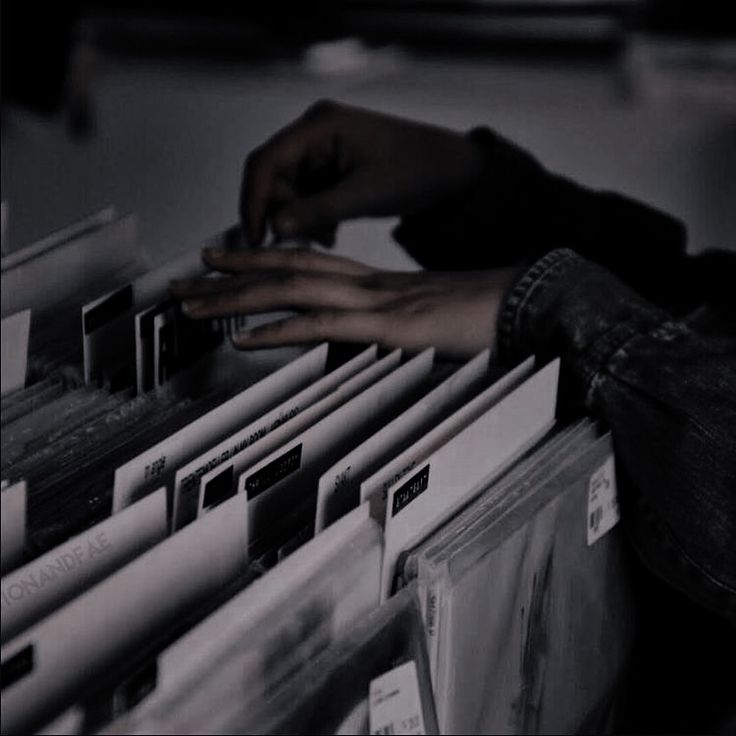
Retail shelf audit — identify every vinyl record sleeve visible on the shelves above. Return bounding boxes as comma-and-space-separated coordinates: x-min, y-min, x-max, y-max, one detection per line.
225, 583, 439, 736
424, 432, 634, 734
100, 506, 382, 735
0, 492, 250, 734
314, 349, 491, 534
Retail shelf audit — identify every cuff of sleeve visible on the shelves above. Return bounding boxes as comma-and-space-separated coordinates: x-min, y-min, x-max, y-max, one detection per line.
497, 248, 671, 411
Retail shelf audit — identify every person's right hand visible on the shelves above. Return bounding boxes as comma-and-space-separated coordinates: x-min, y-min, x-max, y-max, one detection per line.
241, 100, 484, 246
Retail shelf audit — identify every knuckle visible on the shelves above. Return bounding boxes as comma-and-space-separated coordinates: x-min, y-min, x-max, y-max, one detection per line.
309, 311, 331, 340
284, 271, 309, 294
306, 98, 338, 118
245, 145, 264, 169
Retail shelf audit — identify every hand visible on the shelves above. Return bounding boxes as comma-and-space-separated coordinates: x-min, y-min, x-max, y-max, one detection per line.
171, 248, 519, 361
241, 100, 484, 246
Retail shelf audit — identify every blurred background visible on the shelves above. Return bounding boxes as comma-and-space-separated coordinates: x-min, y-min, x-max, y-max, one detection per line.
2, 1, 735, 269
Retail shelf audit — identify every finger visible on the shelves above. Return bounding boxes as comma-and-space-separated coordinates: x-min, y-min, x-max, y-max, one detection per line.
240, 113, 336, 246
231, 310, 388, 349
170, 271, 280, 299
201, 245, 375, 276
271, 173, 374, 240
180, 271, 394, 318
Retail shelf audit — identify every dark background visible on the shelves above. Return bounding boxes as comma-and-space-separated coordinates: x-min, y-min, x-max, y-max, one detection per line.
2, 1, 735, 268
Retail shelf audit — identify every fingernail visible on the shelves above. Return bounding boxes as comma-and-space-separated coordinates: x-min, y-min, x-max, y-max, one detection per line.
181, 300, 203, 316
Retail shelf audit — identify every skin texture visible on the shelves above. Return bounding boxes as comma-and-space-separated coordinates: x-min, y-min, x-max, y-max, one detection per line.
240, 99, 485, 246
171, 247, 518, 361
173, 100, 517, 358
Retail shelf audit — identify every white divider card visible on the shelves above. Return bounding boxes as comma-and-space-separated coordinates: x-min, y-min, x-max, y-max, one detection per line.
1, 489, 167, 643
82, 285, 135, 386
0, 207, 116, 274
174, 345, 379, 528
0, 207, 117, 271
380, 359, 560, 601
129, 247, 203, 312
1, 480, 27, 576
128, 226, 244, 318
0, 492, 250, 735
315, 350, 492, 534
190, 347, 397, 532
1, 214, 138, 319
360, 356, 536, 526
238, 349, 435, 548
1, 309, 31, 397
112, 343, 330, 513
142, 504, 376, 714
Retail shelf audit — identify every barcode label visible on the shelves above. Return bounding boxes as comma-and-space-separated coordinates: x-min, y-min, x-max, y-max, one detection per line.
369, 660, 425, 736
587, 454, 620, 545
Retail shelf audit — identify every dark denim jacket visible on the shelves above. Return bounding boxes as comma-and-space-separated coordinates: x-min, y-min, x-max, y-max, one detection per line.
394, 129, 736, 731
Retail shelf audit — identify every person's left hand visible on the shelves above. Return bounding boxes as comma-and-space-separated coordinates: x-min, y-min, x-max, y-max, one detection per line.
170, 247, 519, 361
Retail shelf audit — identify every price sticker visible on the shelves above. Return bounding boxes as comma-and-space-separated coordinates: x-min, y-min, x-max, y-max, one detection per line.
369, 660, 426, 735
587, 454, 620, 546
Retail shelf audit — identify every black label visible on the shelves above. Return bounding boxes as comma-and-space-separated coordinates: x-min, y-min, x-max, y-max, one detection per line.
391, 464, 430, 517
84, 285, 133, 335
1, 644, 34, 690
202, 465, 235, 510
245, 444, 302, 499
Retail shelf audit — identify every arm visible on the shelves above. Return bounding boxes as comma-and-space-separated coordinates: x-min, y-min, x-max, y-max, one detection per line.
394, 128, 691, 309
497, 247, 736, 622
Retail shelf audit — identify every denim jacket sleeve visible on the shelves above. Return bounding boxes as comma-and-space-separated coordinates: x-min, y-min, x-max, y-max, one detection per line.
497, 247, 736, 623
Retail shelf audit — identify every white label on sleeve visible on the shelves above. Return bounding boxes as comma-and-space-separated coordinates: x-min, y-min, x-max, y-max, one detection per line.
369, 660, 426, 736
587, 454, 620, 546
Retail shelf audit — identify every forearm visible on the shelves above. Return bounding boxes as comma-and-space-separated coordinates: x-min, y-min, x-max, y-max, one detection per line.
498, 248, 736, 621
394, 129, 688, 307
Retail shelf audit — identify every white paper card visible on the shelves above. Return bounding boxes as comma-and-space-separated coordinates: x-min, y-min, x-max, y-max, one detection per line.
1, 309, 31, 397
587, 455, 620, 545
241, 349, 432, 546
380, 359, 560, 600
1, 208, 116, 274
1, 489, 167, 643
112, 343, 329, 512
154, 504, 374, 702
0, 492, 249, 735
192, 347, 395, 532
0, 480, 27, 576
315, 350, 490, 533
369, 660, 426, 736
1, 214, 137, 318
360, 356, 535, 527
178, 345, 378, 526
